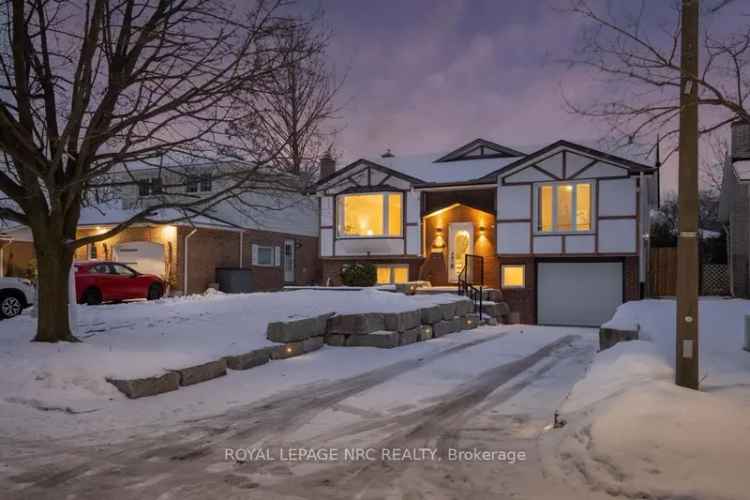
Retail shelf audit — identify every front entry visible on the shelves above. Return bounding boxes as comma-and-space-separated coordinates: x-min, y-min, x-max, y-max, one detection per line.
283, 239, 295, 283
448, 222, 473, 282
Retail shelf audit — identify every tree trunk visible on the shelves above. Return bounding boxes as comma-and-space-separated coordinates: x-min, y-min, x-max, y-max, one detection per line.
32, 230, 77, 343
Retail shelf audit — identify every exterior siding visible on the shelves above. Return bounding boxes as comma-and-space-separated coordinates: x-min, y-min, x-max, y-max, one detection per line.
731, 183, 750, 297
321, 257, 422, 286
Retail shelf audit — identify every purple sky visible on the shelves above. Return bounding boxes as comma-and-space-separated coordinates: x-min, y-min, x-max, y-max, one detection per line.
318, 0, 742, 195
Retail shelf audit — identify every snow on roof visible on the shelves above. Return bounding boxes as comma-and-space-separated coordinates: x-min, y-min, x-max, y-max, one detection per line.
368, 152, 523, 184
342, 139, 654, 186
78, 201, 238, 229
733, 159, 750, 181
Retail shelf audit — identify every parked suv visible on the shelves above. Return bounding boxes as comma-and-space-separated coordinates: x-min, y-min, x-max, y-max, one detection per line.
74, 261, 165, 305
0, 277, 36, 319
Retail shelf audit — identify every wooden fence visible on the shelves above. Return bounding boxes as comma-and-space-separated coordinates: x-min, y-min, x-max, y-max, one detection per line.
648, 246, 730, 297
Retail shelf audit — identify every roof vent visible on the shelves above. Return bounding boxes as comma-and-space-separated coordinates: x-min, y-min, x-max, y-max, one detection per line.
381, 148, 394, 158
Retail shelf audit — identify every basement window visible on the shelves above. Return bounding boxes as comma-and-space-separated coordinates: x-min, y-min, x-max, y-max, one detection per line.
376, 264, 409, 285
501, 265, 526, 289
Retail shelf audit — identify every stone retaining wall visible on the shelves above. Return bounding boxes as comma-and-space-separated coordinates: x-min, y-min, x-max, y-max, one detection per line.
107, 297, 506, 399
599, 326, 640, 351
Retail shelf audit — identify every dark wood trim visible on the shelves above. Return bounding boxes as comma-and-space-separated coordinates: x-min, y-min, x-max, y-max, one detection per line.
378, 174, 392, 186
503, 253, 635, 259
532, 164, 561, 180
595, 179, 600, 254
320, 255, 424, 261
496, 218, 531, 223
405, 222, 419, 226
568, 158, 598, 179
598, 215, 637, 220
562, 150, 567, 179
320, 225, 333, 229
562, 235, 566, 254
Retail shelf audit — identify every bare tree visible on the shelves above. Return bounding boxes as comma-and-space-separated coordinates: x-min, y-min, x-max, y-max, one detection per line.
230, 13, 343, 176
0, 0, 334, 342
562, 0, 749, 163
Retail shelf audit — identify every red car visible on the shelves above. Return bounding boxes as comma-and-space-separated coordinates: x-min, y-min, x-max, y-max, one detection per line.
75, 261, 165, 305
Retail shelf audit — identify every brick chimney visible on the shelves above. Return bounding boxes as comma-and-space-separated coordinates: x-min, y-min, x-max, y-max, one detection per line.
731, 120, 750, 160
319, 151, 336, 180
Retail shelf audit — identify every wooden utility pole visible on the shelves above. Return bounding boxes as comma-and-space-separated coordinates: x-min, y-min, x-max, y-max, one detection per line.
675, 0, 700, 389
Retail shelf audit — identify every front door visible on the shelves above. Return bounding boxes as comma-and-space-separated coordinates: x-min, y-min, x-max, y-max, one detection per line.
283, 240, 295, 283
448, 222, 474, 283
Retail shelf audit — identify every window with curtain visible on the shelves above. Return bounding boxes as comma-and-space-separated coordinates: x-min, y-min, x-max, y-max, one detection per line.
536, 182, 593, 233
337, 193, 403, 237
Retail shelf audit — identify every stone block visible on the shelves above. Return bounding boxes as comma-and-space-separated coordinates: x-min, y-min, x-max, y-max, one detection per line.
485, 289, 504, 303
439, 302, 457, 320
479, 302, 499, 318
303, 336, 325, 353
420, 305, 443, 324
495, 302, 511, 318
346, 331, 400, 348
599, 327, 639, 351
418, 325, 434, 341
327, 313, 385, 335
462, 313, 480, 330
433, 318, 460, 337
508, 311, 521, 325
224, 347, 272, 370
107, 372, 180, 399
384, 310, 422, 332
454, 299, 474, 317
394, 283, 418, 295
267, 313, 333, 343
483, 317, 498, 326
449, 316, 463, 332
271, 341, 305, 359
399, 327, 420, 346
173, 359, 227, 387
325, 334, 347, 346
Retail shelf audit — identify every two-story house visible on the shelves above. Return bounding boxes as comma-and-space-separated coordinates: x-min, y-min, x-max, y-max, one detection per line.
1, 161, 320, 294
316, 139, 657, 326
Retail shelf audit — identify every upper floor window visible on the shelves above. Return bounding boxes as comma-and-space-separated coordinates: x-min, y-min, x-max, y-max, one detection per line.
336, 192, 402, 238
199, 174, 212, 192
536, 181, 593, 233
138, 177, 163, 197
186, 175, 199, 193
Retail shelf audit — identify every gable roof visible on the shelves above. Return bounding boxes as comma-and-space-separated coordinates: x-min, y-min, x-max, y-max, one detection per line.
317, 158, 425, 188
434, 138, 526, 162
482, 140, 655, 180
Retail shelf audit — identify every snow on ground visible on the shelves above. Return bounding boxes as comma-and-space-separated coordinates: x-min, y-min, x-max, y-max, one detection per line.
549, 298, 750, 500
0, 289, 466, 413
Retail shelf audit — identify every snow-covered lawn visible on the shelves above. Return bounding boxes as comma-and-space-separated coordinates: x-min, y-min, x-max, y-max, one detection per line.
551, 298, 750, 500
0, 289, 465, 413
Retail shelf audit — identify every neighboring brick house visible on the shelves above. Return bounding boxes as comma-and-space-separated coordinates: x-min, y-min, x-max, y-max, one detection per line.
316, 138, 658, 326
1, 162, 320, 295
720, 121, 750, 298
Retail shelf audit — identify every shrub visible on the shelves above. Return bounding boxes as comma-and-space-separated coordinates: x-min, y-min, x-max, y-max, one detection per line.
340, 262, 377, 287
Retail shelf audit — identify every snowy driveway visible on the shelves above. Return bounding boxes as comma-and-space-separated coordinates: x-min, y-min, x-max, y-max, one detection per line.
1, 325, 607, 500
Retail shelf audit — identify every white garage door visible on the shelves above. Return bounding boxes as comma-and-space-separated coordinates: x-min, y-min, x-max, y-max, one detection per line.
537, 262, 623, 327
112, 241, 166, 277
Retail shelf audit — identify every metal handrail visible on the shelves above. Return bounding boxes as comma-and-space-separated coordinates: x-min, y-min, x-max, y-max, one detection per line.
457, 254, 484, 320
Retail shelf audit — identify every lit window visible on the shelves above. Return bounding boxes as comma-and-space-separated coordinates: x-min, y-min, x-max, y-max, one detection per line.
376, 265, 409, 284
501, 265, 525, 288
537, 182, 593, 233
337, 193, 403, 237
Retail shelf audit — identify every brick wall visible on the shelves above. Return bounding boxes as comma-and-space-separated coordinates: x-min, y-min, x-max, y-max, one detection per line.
421, 204, 498, 288
497, 256, 641, 325
1, 240, 35, 278
497, 256, 536, 323
322, 258, 423, 286
240, 229, 320, 291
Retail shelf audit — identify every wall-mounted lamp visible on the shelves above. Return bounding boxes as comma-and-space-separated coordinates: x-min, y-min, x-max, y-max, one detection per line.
479, 225, 486, 235
432, 227, 445, 251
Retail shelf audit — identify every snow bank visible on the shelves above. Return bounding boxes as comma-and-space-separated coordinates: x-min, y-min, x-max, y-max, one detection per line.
559, 381, 750, 500
0, 289, 467, 408
555, 298, 750, 500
